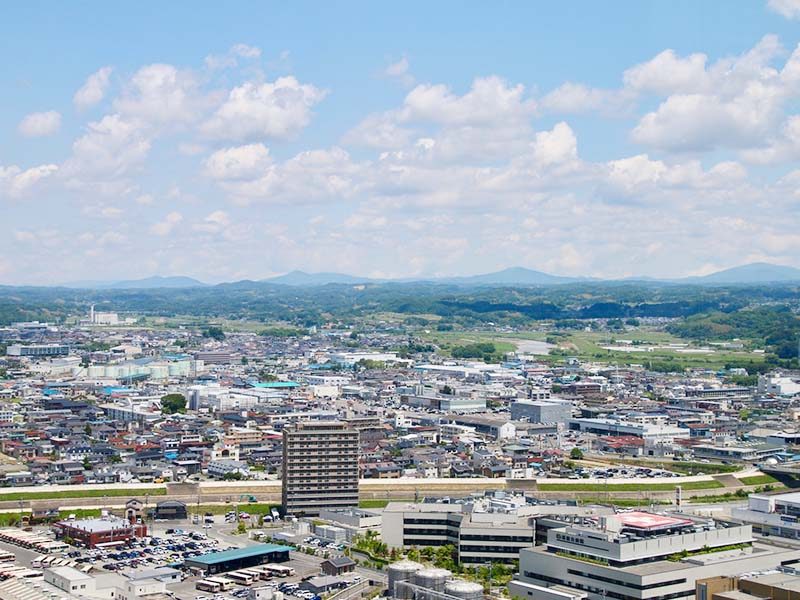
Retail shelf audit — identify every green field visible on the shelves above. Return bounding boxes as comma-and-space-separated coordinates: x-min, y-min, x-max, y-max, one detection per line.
577, 497, 670, 507
420, 325, 765, 370
738, 475, 778, 486
0, 487, 167, 502
358, 499, 416, 509
419, 330, 550, 356
191, 503, 278, 515
549, 329, 765, 370
538, 480, 723, 492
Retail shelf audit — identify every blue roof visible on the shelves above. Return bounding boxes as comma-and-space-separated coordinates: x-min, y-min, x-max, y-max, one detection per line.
188, 544, 292, 565
164, 353, 192, 360
249, 381, 300, 389
103, 386, 132, 394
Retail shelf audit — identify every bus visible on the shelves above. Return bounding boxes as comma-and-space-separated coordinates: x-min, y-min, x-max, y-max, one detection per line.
196, 580, 222, 593
0, 551, 16, 563
234, 569, 262, 581
263, 564, 296, 578
227, 571, 256, 586
205, 577, 234, 591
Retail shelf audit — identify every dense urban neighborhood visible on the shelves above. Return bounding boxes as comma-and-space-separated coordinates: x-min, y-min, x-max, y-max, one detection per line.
0, 295, 798, 600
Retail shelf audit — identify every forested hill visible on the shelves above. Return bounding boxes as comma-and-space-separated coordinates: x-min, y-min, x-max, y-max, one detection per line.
0, 280, 796, 325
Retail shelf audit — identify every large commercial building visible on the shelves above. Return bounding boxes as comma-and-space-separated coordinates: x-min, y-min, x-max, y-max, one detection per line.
568, 418, 690, 445
282, 421, 359, 516
7, 344, 70, 357
510, 511, 800, 600
383, 494, 610, 565
53, 516, 147, 548
511, 399, 572, 424
732, 491, 800, 539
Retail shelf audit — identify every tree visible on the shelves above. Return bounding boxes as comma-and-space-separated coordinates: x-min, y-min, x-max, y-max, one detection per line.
202, 326, 225, 341
236, 520, 247, 534
570, 447, 584, 460
161, 393, 187, 414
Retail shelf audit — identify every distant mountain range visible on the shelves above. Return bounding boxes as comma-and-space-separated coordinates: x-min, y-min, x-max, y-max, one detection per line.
263, 270, 374, 286
62, 276, 208, 289
57, 262, 800, 290
682, 262, 800, 284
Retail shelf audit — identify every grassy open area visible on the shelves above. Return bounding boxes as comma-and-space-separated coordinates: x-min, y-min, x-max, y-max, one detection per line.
191, 503, 278, 515
358, 499, 415, 509
577, 497, 670, 507
549, 329, 766, 370
538, 480, 723, 492
738, 474, 778, 486
0, 487, 167, 502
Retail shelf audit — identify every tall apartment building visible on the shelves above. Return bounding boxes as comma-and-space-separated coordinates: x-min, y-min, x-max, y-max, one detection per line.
282, 421, 359, 516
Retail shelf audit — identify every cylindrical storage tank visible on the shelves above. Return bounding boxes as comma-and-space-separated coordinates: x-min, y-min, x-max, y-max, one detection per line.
388, 560, 424, 599
414, 568, 451, 593
444, 580, 484, 600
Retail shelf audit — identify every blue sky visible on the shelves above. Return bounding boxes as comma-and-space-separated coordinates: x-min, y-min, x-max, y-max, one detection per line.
2, 1, 800, 284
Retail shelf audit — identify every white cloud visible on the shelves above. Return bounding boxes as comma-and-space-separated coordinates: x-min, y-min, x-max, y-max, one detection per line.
345, 76, 538, 160
114, 63, 203, 126
768, 0, 800, 19
400, 76, 535, 126
604, 154, 747, 197
201, 76, 327, 141
204, 144, 272, 180
0, 163, 59, 198
18, 111, 61, 137
149, 211, 183, 235
541, 82, 632, 114
384, 57, 414, 87
208, 146, 359, 204
530, 122, 578, 166
193, 210, 231, 233
630, 36, 790, 152
623, 49, 709, 95
74, 67, 113, 109
205, 43, 262, 70
343, 112, 414, 149
64, 114, 151, 181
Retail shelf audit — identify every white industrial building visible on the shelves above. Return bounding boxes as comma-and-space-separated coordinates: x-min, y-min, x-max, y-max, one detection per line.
510, 511, 800, 600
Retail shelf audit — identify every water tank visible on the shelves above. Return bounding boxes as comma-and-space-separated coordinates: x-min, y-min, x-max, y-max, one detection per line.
444, 580, 484, 600
388, 560, 424, 598
414, 568, 451, 592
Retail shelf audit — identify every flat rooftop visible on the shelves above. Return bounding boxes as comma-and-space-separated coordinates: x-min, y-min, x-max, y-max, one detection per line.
618, 511, 693, 531
57, 517, 133, 532
187, 543, 293, 566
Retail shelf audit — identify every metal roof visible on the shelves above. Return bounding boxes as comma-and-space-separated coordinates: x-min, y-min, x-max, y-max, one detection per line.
187, 544, 292, 565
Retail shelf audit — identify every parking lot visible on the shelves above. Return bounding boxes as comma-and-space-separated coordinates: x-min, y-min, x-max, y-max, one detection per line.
571, 466, 681, 479
0, 513, 375, 600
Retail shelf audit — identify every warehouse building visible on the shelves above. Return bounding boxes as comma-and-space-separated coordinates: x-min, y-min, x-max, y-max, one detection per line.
185, 544, 292, 575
